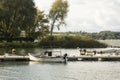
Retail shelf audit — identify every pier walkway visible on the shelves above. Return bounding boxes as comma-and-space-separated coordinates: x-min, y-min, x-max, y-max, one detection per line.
0, 54, 120, 62
0, 55, 29, 61
68, 54, 120, 61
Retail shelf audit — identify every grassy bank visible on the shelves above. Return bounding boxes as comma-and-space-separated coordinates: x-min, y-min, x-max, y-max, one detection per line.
39, 36, 107, 48
0, 36, 107, 48
0, 42, 38, 48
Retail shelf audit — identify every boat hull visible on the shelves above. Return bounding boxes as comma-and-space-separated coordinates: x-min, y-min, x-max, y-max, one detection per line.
28, 53, 67, 63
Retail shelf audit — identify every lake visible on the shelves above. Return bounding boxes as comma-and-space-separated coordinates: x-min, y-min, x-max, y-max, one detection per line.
98, 39, 120, 47
0, 40, 120, 80
0, 48, 120, 80
0, 61, 120, 80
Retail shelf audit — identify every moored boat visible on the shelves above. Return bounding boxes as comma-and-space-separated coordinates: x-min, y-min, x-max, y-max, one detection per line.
28, 51, 67, 63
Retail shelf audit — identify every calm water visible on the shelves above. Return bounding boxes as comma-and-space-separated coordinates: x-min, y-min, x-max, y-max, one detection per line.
0, 41, 120, 80
0, 48, 120, 80
0, 61, 120, 80
98, 39, 120, 47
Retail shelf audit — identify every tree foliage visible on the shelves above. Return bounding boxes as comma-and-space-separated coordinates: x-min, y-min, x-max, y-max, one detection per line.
0, 0, 69, 42
34, 10, 49, 40
49, 0, 68, 36
0, 0, 36, 38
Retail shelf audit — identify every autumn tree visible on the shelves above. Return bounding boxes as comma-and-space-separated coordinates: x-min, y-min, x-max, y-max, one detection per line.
49, 0, 68, 36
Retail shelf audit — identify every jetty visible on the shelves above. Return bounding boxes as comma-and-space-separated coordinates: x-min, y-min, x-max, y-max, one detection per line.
68, 55, 120, 61
0, 54, 120, 62
0, 55, 29, 62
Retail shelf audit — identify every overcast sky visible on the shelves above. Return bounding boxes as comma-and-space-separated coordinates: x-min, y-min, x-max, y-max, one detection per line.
34, 0, 120, 32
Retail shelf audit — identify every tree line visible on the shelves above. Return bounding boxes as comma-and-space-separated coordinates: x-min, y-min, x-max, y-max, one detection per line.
66, 31, 120, 40
0, 0, 108, 48
0, 0, 68, 42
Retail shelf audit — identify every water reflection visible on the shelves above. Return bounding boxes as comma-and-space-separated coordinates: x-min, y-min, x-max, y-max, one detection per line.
0, 61, 120, 80
0, 61, 29, 67
29, 61, 68, 66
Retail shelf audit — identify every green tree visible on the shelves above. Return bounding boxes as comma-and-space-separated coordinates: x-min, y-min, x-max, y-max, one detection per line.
0, 0, 36, 38
98, 31, 116, 39
49, 0, 68, 36
35, 9, 49, 41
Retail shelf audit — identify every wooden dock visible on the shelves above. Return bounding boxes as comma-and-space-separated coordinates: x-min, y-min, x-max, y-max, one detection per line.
0, 55, 29, 61
0, 54, 120, 62
68, 55, 120, 61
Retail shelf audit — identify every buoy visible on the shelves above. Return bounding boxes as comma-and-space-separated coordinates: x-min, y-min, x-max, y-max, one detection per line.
12, 48, 16, 54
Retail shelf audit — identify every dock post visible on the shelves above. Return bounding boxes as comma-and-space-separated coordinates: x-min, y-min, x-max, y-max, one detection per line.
98, 58, 102, 61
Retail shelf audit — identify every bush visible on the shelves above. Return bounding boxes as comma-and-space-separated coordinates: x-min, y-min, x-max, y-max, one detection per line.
0, 36, 107, 48
39, 36, 107, 48
0, 42, 38, 48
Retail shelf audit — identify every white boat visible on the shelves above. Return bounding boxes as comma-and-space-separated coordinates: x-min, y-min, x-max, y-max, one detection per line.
28, 51, 67, 63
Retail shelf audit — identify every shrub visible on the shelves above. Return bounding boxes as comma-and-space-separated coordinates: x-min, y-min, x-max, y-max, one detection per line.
39, 36, 107, 48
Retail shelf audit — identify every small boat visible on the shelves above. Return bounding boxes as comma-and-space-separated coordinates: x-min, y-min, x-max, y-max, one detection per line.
28, 51, 67, 63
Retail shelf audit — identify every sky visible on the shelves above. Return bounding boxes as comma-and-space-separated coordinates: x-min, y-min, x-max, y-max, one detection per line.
34, 0, 120, 32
